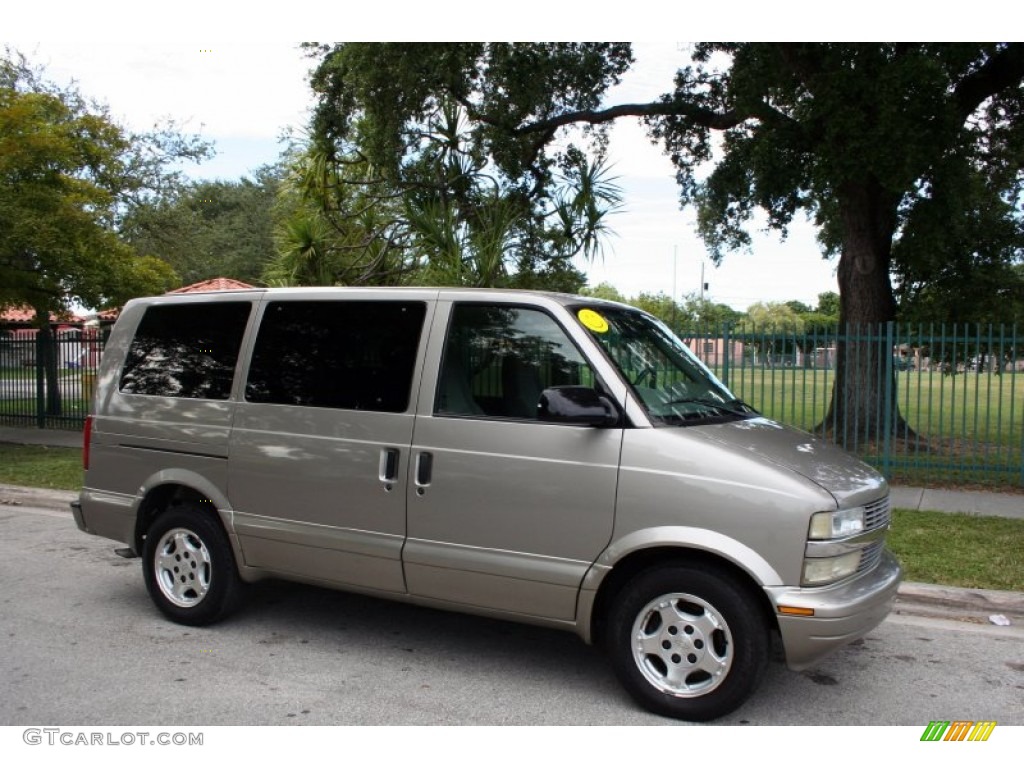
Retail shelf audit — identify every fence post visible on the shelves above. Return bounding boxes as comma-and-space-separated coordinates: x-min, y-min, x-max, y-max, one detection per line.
721, 323, 731, 388
882, 321, 894, 479
34, 332, 45, 429
1016, 324, 1024, 488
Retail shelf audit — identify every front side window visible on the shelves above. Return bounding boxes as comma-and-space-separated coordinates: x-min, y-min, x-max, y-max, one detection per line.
119, 302, 252, 399
572, 305, 756, 426
245, 300, 426, 413
436, 304, 596, 420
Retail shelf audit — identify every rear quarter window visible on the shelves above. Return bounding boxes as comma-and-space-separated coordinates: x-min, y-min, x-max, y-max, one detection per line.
118, 302, 252, 399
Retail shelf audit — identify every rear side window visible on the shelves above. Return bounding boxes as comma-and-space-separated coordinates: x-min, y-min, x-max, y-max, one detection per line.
119, 302, 252, 399
245, 300, 426, 413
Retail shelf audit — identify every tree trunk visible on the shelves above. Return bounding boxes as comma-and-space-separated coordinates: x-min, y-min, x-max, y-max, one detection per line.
33, 306, 63, 418
821, 182, 910, 442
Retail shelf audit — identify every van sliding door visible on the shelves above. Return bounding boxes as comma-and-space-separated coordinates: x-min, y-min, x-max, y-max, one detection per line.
229, 295, 434, 592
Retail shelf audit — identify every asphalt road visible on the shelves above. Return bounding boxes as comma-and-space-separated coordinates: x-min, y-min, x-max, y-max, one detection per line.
2, 502, 1022, 726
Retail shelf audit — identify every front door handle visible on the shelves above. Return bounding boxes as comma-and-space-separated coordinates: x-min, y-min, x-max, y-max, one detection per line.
415, 452, 433, 487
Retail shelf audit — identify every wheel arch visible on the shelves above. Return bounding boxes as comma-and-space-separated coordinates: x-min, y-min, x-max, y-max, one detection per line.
585, 544, 779, 648
132, 474, 232, 555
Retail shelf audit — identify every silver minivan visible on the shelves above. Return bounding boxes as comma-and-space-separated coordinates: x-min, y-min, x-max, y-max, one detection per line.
73, 287, 901, 721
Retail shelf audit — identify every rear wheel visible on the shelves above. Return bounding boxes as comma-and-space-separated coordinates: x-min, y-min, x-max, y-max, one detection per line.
605, 564, 769, 721
142, 504, 241, 626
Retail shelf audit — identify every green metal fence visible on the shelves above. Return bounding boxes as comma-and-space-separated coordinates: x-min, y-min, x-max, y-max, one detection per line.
0, 330, 103, 430
2, 321, 1022, 488
681, 322, 1023, 488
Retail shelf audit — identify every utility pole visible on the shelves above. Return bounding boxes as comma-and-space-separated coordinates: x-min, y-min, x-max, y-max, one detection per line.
672, 245, 678, 332
699, 261, 710, 334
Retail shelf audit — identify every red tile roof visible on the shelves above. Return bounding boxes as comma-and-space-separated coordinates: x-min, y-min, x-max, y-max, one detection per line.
1, 307, 38, 323
3, 278, 255, 326
166, 278, 255, 294
0, 306, 77, 325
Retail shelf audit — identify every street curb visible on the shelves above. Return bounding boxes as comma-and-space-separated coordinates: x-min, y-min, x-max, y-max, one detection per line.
0, 484, 77, 512
894, 581, 1024, 623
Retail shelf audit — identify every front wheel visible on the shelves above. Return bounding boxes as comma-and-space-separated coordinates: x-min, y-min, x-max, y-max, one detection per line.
142, 505, 241, 626
605, 564, 769, 721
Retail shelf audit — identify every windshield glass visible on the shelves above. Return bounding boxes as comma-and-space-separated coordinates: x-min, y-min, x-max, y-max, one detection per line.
571, 305, 756, 426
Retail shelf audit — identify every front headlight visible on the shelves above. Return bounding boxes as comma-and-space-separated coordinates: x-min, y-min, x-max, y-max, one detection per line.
808, 507, 866, 540
802, 551, 862, 585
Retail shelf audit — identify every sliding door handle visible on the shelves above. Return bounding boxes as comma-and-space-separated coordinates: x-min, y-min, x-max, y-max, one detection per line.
415, 452, 433, 487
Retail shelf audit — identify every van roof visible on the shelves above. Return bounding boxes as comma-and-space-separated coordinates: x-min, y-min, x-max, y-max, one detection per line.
126, 286, 634, 310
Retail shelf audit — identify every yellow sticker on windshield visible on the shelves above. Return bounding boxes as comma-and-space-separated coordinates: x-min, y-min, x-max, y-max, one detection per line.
578, 309, 609, 333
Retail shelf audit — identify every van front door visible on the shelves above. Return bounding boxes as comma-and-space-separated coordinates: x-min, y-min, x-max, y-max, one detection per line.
404, 302, 622, 622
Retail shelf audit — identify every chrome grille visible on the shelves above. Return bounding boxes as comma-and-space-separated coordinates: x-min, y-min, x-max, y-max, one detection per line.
856, 539, 884, 574
863, 495, 891, 531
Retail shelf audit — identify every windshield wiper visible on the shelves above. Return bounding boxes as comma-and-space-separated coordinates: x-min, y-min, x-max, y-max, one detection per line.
663, 397, 757, 418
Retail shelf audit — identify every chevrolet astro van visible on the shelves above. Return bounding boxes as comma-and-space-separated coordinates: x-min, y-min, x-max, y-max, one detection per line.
73, 287, 901, 721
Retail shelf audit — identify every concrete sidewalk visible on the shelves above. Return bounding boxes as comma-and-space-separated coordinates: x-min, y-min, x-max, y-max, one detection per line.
4, 425, 1020, 518
890, 486, 1024, 520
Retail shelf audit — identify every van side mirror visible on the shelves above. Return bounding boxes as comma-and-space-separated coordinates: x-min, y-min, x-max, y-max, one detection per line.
538, 386, 620, 427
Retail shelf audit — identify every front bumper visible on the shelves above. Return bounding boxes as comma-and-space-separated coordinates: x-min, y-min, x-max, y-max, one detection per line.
765, 549, 902, 670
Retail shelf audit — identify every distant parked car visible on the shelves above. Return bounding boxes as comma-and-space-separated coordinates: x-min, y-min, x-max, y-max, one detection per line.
968, 354, 999, 372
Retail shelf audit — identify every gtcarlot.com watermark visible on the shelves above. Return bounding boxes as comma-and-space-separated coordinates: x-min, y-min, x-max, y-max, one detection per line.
23, 729, 203, 747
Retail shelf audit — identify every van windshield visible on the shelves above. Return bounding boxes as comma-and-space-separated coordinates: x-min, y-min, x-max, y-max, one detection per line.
571, 305, 757, 426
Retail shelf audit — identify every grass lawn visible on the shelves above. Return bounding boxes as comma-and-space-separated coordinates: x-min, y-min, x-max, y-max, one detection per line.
1, 441, 1020, 592
721, 368, 1024, 447
888, 509, 1024, 592
0, 443, 82, 490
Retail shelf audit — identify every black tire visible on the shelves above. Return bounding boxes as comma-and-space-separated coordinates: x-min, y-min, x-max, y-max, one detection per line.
142, 504, 242, 626
605, 563, 769, 721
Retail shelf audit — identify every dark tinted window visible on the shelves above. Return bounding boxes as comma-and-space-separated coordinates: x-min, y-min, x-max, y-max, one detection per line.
245, 301, 426, 412
119, 302, 252, 399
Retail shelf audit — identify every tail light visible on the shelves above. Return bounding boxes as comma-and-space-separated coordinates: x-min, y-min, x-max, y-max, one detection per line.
83, 415, 93, 471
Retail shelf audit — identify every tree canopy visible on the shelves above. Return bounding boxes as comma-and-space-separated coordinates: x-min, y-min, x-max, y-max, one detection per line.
1, 51, 210, 317
1, 50, 210, 416
122, 167, 281, 286
580, 282, 744, 333
290, 44, 631, 288
653, 44, 1024, 331
305, 43, 1024, 437
306, 43, 1024, 321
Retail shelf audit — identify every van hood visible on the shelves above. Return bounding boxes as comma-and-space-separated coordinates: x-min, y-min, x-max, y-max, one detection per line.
691, 417, 887, 508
